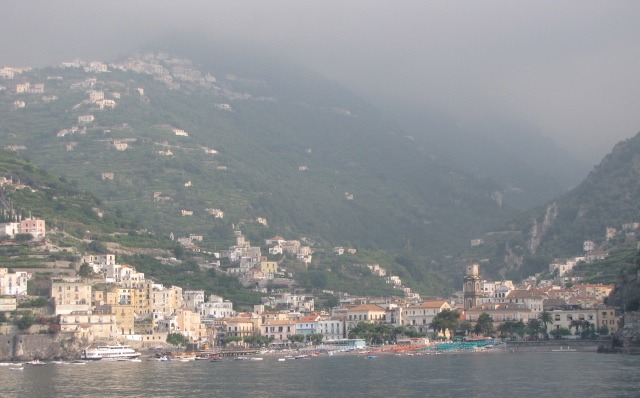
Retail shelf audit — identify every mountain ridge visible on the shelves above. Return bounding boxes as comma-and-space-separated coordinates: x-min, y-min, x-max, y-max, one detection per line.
0, 45, 598, 293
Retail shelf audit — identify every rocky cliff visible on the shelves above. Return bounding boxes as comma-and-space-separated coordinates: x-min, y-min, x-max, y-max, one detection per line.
0, 333, 85, 361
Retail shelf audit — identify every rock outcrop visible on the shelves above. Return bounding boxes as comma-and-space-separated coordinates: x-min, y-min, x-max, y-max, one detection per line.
0, 333, 85, 361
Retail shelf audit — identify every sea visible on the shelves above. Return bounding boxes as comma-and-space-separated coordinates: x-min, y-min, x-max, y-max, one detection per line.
1, 351, 639, 398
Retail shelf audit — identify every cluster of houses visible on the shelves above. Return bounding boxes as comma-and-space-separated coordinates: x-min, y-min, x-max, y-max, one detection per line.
107, 52, 217, 91
0, 193, 630, 348
0, 216, 46, 239
224, 232, 309, 288
462, 262, 618, 336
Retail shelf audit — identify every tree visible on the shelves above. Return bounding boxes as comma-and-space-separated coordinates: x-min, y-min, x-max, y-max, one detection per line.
166, 332, 189, 346
526, 319, 543, 340
14, 233, 33, 243
429, 309, 460, 338
537, 311, 554, 340
243, 334, 273, 347
308, 333, 324, 345
498, 320, 526, 340
348, 322, 396, 345
473, 313, 494, 337
549, 327, 571, 339
580, 321, 595, 339
88, 240, 108, 254
173, 244, 185, 260
14, 312, 35, 331
288, 334, 306, 345
78, 263, 94, 277
458, 321, 473, 337
569, 319, 582, 335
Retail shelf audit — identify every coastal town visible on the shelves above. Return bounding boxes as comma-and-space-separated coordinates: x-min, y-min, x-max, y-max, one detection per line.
0, 209, 624, 361
0, 53, 634, 362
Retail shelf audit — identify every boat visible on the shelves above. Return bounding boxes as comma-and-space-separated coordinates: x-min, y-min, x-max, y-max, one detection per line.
367, 355, 379, 359
551, 346, 577, 352
9, 366, 24, 371
81, 344, 142, 360
171, 354, 196, 362
155, 356, 171, 362
69, 360, 87, 365
25, 359, 46, 366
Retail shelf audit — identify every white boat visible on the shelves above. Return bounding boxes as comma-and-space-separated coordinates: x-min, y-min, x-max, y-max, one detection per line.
81, 344, 142, 360
551, 346, 577, 352
9, 366, 24, 371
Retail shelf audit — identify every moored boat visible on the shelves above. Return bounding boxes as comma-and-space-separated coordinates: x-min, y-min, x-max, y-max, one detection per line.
81, 344, 142, 360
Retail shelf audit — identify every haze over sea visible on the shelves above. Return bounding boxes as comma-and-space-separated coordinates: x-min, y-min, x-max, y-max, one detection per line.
2, 352, 639, 398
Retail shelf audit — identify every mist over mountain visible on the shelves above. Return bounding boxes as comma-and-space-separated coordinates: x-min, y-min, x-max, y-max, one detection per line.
157, 37, 589, 207
0, 39, 610, 293
463, 132, 640, 282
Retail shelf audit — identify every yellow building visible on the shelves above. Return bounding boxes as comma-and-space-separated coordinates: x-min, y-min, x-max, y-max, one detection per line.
260, 261, 278, 274
58, 311, 117, 340
225, 317, 255, 339
345, 304, 388, 332
51, 278, 91, 315
98, 303, 136, 335
402, 300, 452, 333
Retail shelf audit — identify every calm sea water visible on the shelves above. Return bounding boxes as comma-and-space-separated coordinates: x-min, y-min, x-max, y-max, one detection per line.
2, 352, 639, 398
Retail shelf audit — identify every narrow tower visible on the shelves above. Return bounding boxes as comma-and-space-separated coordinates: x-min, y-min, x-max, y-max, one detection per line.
463, 261, 481, 310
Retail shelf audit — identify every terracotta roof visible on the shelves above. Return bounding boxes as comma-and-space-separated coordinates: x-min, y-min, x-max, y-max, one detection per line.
417, 300, 449, 309
348, 304, 387, 312
263, 320, 296, 326
507, 289, 547, 299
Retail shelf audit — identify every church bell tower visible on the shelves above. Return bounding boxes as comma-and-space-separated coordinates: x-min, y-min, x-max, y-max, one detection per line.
463, 261, 481, 310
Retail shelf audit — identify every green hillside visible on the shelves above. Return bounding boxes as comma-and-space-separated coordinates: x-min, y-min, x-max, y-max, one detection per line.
0, 53, 514, 257
463, 133, 640, 281
0, 47, 589, 294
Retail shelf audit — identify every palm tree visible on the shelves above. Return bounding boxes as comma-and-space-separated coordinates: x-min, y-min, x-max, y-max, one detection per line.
569, 319, 582, 336
537, 311, 554, 340
526, 319, 543, 340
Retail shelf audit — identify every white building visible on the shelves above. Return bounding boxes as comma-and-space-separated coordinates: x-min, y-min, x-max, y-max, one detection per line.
317, 317, 345, 340
198, 295, 235, 319
0, 268, 30, 295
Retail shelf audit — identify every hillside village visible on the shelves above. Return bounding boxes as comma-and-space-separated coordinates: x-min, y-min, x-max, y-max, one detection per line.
0, 55, 636, 356
0, 207, 625, 353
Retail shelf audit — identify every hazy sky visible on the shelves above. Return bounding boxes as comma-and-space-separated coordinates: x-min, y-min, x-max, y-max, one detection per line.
2, 1, 639, 164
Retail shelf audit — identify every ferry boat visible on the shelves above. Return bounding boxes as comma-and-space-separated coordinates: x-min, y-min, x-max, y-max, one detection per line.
81, 344, 142, 360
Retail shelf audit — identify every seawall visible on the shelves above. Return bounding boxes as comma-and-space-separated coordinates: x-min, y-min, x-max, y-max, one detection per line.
505, 340, 603, 352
